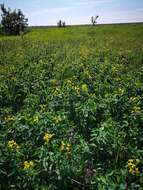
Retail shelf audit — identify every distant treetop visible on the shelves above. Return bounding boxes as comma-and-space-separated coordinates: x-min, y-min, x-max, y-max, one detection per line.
91, 15, 99, 26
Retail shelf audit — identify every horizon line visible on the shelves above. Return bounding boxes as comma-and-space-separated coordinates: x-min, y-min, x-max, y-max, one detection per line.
28, 21, 143, 27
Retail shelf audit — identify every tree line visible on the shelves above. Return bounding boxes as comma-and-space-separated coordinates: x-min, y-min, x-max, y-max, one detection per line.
0, 4, 99, 36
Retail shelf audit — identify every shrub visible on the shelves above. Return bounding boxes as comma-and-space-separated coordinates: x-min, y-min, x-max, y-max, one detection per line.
0, 4, 28, 35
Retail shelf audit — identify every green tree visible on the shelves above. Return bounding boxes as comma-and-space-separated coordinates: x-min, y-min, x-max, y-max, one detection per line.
57, 20, 66, 27
0, 4, 28, 35
57, 20, 62, 27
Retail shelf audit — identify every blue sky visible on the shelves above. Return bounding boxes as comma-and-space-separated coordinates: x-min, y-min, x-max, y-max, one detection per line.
0, 0, 143, 25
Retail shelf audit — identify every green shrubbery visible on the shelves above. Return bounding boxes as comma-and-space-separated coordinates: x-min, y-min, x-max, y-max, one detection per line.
0, 25, 143, 189
0, 4, 28, 36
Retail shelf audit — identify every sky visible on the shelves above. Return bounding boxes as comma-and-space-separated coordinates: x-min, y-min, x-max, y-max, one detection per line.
0, 0, 143, 26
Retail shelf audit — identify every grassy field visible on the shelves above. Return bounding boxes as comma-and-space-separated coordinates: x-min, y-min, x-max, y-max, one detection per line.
0, 24, 143, 190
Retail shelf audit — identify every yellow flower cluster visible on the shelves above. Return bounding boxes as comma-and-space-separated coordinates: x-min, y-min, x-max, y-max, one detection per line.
74, 86, 80, 94
128, 159, 140, 175
66, 79, 72, 85
112, 66, 118, 73
54, 115, 62, 124
23, 161, 34, 171
60, 141, 72, 153
112, 64, 122, 73
132, 106, 141, 114
5, 115, 15, 123
8, 140, 19, 150
43, 132, 54, 143
33, 113, 40, 124
129, 97, 137, 102
65, 79, 80, 94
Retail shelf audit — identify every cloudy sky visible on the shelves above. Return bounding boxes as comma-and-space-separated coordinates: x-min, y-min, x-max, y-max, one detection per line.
0, 0, 143, 26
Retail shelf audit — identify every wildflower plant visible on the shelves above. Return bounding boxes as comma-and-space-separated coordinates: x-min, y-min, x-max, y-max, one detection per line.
127, 159, 141, 175
23, 161, 34, 171
60, 141, 72, 153
43, 132, 54, 144
0, 24, 143, 189
8, 140, 19, 150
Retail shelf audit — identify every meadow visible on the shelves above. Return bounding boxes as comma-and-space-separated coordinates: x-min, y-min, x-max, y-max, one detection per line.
0, 24, 143, 190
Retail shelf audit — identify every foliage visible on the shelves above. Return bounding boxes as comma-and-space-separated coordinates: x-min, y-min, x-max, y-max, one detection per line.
0, 4, 28, 35
0, 24, 143, 189
91, 16, 99, 26
57, 20, 66, 27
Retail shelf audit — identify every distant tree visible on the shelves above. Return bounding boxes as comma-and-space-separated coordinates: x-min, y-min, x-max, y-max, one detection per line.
91, 15, 99, 26
0, 4, 28, 35
57, 20, 62, 27
57, 20, 66, 27
62, 21, 66, 27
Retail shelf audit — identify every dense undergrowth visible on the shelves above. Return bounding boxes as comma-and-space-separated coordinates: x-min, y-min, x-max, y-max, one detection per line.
0, 24, 143, 190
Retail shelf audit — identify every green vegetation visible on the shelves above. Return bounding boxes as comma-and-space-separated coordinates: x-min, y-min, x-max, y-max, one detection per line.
0, 24, 143, 190
0, 4, 28, 36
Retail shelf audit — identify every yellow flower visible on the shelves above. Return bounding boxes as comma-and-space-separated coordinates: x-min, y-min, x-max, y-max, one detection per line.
60, 141, 66, 151
43, 132, 54, 144
132, 106, 141, 114
60, 141, 72, 153
8, 140, 19, 150
129, 97, 137, 102
33, 113, 39, 124
134, 167, 140, 175
129, 167, 140, 175
112, 66, 118, 73
66, 79, 72, 85
66, 143, 72, 153
23, 161, 34, 171
128, 162, 136, 168
127, 158, 140, 175
128, 159, 133, 164
74, 86, 80, 94
129, 167, 134, 174
5, 115, 15, 123
54, 115, 62, 124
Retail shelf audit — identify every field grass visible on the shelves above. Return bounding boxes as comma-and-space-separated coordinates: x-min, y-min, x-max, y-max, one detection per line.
0, 24, 143, 190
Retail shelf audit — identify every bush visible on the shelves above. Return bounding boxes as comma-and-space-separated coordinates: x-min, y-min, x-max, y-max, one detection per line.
0, 4, 28, 35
